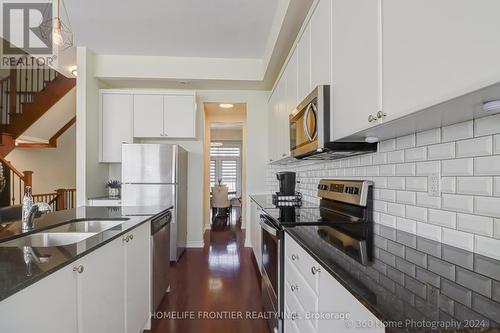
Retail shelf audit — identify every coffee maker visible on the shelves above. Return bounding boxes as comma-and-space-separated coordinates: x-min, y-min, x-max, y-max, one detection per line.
276, 172, 296, 195
273, 172, 301, 206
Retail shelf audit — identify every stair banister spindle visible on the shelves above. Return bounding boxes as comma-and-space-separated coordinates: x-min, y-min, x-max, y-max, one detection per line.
9, 68, 16, 117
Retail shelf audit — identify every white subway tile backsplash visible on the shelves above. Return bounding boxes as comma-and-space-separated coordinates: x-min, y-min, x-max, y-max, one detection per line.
387, 150, 405, 163
456, 177, 493, 196
456, 136, 493, 158
396, 134, 416, 149
416, 161, 440, 176
406, 177, 428, 192
387, 202, 406, 217
475, 235, 500, 261
417, 128, 441, 147
428, 209, 457, 228
457, 213, 494, 237
397, 217, 417, 233
406, 205, 428, 222
269, 120, 500, 261
475, 197, 500, 218
442, 194, 474, 214
475, 156, 500, 176
442, 228, 474, 252
396, 163, 416, 176
428, 143, 455, 160
416, 192, 442, 209
387, 177, 405, 190
380, 189, 396, 202
475, 113, 500, 137
379, 139, 396, 152
442, 121, 473, 142
441, 177, 456, 193
417, 222, 442, 242
442, 158, 474, 176
397, 191, 416, 205
405, 147, 427, 162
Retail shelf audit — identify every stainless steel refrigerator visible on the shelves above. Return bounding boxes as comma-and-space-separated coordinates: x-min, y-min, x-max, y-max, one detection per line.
121, 143, 188, 261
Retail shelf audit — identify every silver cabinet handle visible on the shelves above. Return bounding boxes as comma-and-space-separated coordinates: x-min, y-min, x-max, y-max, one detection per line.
368, 114, 376, 123
376, 110, 386, 119
311, 266, 321, 275
291, 284, 298, 292
123, 235, 128, 242
291, 254, 299, 261
123, 235, 132, 242
73, 265, 84, 274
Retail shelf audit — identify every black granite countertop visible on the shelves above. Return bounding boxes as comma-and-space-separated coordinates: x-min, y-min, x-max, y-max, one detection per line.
0, 205, 171, 302
250, 195, 500, 332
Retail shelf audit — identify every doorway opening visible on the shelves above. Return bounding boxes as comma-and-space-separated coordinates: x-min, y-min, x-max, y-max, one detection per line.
204, 103, 247, 232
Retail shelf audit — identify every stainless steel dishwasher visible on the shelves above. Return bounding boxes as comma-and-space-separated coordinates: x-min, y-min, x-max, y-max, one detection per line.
151, 210, 172, 311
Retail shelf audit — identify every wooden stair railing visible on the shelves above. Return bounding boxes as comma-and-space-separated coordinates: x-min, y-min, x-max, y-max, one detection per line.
33, 188, 76, 211
0, 155, 32, 205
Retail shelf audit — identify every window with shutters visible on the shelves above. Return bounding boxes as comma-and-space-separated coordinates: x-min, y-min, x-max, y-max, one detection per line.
210, 142, 241, 195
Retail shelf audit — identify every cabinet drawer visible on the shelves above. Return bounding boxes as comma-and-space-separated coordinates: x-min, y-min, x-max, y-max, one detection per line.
285, 257, 319, 329
285, 234, 319, 292
285, 280, 317, 333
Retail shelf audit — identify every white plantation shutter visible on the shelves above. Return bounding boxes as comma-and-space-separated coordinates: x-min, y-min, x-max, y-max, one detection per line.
210, 142, 241, 195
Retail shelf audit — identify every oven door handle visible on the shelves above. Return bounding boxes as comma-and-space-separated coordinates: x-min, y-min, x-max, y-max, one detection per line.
259, 216, 278, 237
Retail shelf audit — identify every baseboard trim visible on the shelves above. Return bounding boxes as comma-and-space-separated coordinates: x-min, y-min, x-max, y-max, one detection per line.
186, 240, 204, 248
250, 249, 262, 288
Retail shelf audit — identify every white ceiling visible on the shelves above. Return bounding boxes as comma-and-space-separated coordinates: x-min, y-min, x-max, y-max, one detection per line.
66, 0, 279, 58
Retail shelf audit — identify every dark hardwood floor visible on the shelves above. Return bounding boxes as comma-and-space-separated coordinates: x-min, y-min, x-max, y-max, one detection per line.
150, 208, 269, 333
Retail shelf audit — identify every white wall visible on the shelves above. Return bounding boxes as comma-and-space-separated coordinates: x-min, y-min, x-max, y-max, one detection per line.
7, 125, 76, 194
76, 47, 109, 206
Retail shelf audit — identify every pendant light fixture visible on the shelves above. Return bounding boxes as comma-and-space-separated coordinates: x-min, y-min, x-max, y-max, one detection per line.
40, 0, 73, 50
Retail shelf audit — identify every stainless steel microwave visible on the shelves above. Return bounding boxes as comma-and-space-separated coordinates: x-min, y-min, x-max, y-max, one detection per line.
289, 85, 377, 159
289, 85, 331, 158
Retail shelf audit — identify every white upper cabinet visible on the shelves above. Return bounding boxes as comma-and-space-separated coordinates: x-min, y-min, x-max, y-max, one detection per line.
310, 0, 332, 88
297, 23, 312, 102
133, 94, 164, 138
100, 92, 133, 162
331, 0, 381, 140
163, 94, 196, 138
382, 0, 500, 121
286, 47, 299, 112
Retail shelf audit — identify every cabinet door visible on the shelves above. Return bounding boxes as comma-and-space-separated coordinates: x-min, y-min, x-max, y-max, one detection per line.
267, 92, 278, 163
275, 78, 289, 160
0, 264, 78, 333
133, 94, 164, 138
251, 202, 262, 268
318, 268, 384, 333
297, 23, 312, 102
331, 0, 380, 140
125, 222, 151, 333
163, 94, 196, 138
78, 237, 125, 333
100, 93, 133, 162
310, 0, 332, 88
382, 0, 500, 122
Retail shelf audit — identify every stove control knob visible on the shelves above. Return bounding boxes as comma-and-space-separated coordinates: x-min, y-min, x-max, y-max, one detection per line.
291, 254, 299, 261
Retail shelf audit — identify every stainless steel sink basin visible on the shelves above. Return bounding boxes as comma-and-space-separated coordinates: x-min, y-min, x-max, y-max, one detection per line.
47, 220, 126, 233
0, 232, 97, 247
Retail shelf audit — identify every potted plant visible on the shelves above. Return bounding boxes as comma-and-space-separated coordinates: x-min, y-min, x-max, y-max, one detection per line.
106, 180, 121, 198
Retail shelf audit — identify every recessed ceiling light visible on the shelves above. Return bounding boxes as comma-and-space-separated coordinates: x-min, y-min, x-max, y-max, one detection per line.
219, 103, 234, 109
482, 100, 500, 112
365, 136, 379, 143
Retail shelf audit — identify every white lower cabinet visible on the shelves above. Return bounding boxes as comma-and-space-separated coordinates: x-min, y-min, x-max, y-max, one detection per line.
78, 235, 125, 333
0, 264, 78, 333
0, 222, 151, 333
284, 234, 384, 333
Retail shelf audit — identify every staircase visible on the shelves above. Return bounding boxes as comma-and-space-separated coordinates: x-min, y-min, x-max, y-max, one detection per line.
0, 65, 76, 156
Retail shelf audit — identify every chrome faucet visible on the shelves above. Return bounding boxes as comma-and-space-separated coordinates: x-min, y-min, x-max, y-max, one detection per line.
22, 202, 52, 232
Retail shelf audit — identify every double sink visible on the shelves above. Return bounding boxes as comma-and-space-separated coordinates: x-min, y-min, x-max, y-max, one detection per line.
0, 219, 129, 247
